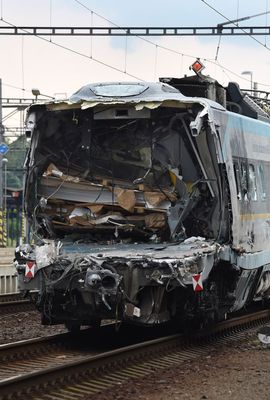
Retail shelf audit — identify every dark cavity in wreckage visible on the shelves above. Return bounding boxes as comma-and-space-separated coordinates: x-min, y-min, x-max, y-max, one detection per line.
15, 60, 270, 331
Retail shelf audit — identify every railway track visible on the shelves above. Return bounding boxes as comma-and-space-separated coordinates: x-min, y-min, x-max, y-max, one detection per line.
0, 309, 269, 399
0, 293, 34, 315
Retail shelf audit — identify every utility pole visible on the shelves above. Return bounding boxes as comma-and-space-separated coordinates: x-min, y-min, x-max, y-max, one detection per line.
0, 79, 2, 209
0, 79, 5, 247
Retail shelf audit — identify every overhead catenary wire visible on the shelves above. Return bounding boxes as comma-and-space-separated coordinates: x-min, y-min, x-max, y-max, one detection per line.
72, 0, 270, 88
21, 36, 25, 94
215, 34, 222, 61
201, 0, 270, 51
90, 10, 93, 58
179, 53, 184, 76
2, 108, 20, 122
236, 0, 240, 21
2, 82, 26, 93
124, 34, 128, 73
1, 18, 144, 82
201, 0, 270, 85
1, 2, 270, 91
72, 0, 212, 61
199, 0, 270, 87
265, 0, 269, 46
49, 0, 53, 42
0, 3, 267, 95
154, 45, 158, 81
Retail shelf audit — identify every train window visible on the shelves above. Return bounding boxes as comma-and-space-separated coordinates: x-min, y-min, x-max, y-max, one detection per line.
233, 162, 241, 200
240, 162, 248, 201
248, 164, 257, 201
257, 164, 266, 200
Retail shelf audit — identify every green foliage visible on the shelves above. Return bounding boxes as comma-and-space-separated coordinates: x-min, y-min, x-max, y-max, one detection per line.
4, 136, 29, 189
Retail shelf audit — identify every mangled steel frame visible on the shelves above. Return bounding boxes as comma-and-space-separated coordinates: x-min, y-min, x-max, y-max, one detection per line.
15, 77, 270, 329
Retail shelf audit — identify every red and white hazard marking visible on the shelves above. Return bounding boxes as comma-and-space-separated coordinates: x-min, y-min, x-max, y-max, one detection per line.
25, 261, 36, 278
192, 274, 203, 292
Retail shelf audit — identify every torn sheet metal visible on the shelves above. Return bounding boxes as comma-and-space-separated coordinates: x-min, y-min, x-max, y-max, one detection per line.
35, 240, 60, 269
21, 75, 257, 328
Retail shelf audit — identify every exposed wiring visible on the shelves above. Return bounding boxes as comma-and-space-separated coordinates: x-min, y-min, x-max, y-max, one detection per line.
93, 185, 104, 203
31, 150, 71, 241
45, 176, 68, 201
45, 150, 70, 201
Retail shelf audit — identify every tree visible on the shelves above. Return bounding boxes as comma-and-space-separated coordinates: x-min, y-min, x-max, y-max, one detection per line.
5, 135, 29, 189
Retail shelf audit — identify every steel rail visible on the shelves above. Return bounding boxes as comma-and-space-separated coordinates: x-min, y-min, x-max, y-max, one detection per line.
0, 300, 34, 315
0, 293, 34, 315
0, 309, 269, 399
0, 293, 22, 302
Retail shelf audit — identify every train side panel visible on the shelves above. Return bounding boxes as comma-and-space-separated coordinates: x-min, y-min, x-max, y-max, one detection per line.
216, 110, 270, 255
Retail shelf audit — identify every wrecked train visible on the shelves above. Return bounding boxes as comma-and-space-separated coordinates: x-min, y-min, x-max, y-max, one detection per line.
15, 67, 270, 330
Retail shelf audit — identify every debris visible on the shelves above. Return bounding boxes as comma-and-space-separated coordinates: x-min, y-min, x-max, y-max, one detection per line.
69, 207, 92, 225
258, 326, 270, 344
35, 241, 58, 269
115, 187, 136, 212
18, 77, 235, 329
184, 236, 206, 244
144, 191, 168, 207
145, 213, 166, 229
44, 163, 80, 183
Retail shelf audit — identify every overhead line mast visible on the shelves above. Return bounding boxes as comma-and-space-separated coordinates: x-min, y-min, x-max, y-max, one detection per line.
0, 25, 269, 36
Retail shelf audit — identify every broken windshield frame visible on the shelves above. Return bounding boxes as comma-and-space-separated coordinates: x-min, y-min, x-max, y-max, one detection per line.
91, 83, 149, 98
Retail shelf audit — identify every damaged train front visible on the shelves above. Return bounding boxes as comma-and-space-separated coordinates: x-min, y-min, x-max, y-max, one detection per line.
15, 82, 228, 329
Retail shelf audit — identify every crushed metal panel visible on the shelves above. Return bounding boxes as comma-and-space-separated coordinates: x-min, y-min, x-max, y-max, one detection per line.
21, 76, 268, 329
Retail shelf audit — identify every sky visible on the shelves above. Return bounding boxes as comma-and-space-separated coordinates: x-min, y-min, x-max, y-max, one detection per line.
1, 0, 270, 129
